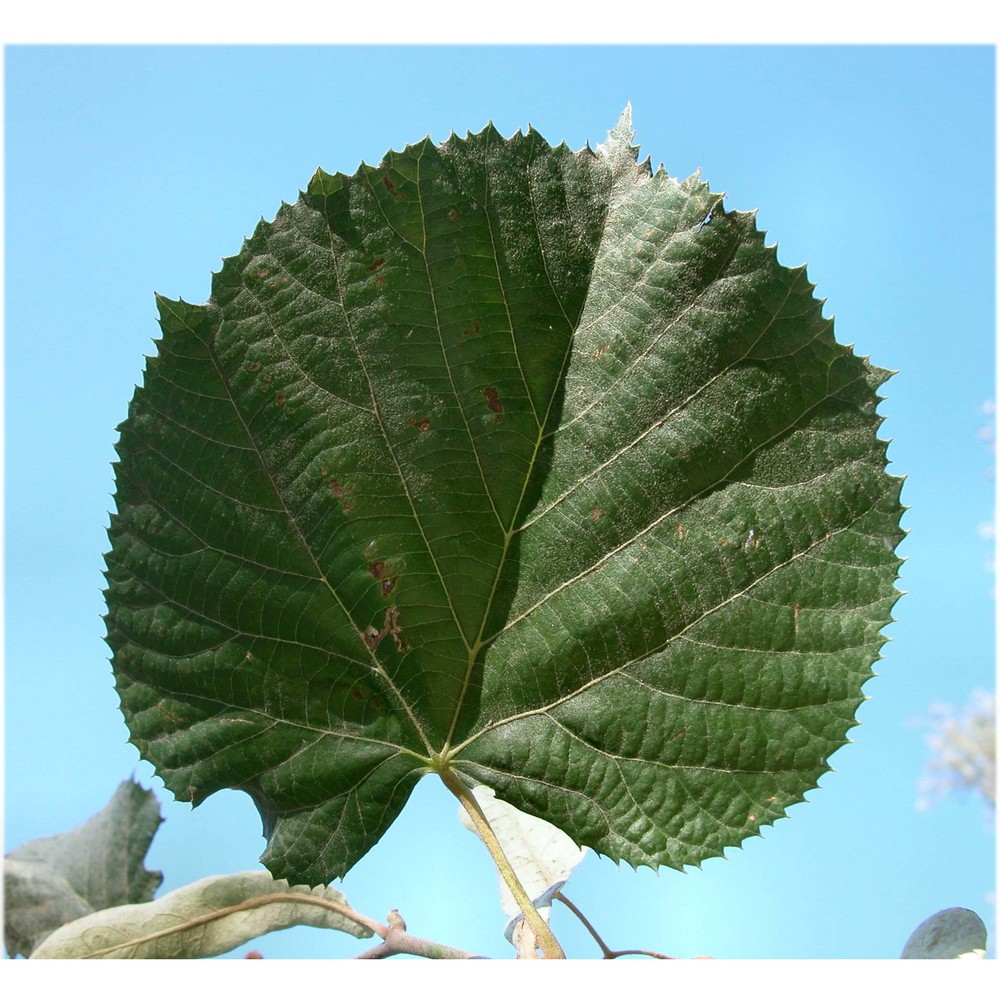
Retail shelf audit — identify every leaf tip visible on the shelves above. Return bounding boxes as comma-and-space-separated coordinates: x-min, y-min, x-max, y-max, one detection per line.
597, 103, 638, 162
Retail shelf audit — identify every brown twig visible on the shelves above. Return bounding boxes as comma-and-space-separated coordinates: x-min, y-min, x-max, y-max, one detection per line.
354, 910, 485, 959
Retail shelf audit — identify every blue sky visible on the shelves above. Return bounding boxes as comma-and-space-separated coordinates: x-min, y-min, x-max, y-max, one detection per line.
4, 44, 995, 962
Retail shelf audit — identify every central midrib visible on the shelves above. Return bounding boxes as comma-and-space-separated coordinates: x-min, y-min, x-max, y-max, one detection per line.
438, 130, 600, 754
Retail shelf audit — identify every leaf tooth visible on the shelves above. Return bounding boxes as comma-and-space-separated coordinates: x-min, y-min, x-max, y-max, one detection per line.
523, 123, 546, 143
468, 120, 506, 146
382, 134, 436, 164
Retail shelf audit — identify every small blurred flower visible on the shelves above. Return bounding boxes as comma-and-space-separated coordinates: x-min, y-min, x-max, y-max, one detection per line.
977, 399, 995, 455
917, 690, 996, 811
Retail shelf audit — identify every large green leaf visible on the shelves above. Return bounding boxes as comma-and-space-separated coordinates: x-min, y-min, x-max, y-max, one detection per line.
105, 108, 904, 886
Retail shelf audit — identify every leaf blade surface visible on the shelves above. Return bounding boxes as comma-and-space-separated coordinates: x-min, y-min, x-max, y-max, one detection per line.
29, 871, 370, 959
106, 111, 903, 883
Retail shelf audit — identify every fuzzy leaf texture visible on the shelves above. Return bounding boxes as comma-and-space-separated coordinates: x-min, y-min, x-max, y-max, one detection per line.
4, 780, 163, 957
30, 871, 370, 959
901, 908, 988, 959
105, 108, 904, 886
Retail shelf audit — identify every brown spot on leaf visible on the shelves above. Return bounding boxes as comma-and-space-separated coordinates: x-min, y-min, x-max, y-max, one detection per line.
408, 417, 431, 431
248, 362, 262, 372
368, 561, 399, 598
328, 479, 346, 498
448, 208, 459, 220
589, 507, 604, 522
275, 392, 287, 406
366, 257, 387, 273
382, 174, 402, 198
484, 387, 503, 419
361, 605, 404, 653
